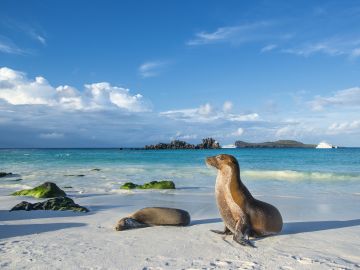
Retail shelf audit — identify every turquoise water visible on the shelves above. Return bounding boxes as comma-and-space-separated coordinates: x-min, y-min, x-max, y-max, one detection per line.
1, 148, 360, 196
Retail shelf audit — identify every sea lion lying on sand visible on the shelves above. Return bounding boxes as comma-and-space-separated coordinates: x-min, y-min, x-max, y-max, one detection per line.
115, 207, 191, 231
206, 154, 283, 247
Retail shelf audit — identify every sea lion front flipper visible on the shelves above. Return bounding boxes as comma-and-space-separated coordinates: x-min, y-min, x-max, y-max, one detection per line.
233, 220, 256, 248
210, 226, 233, 235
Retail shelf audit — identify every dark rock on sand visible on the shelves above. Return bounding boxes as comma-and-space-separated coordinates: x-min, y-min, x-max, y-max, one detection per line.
64, 174, 85, 177
120, 180, 176, 190
10, 197, 89, 212
91, 168, 101, 171
12, 182, 66, 198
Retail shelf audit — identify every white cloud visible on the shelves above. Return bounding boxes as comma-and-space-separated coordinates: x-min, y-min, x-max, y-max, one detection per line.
230, 128, 244, 137
0, 39, 24, 54
283, 43, 343, 57
139, 61, 166, 78
39, 132, 64, 139
328, 120, 360, 134
222, 101, 233, 112
171, 131, 198, 141
227, 113, 259, 122
26, 27, 46, 46
160, 103, 216, 122
160, 103, 259, 123
198, 103, 212, 115
0, 67, 150, 112
283, 36, 360, 58
84, 82, 147, 112
275, 124, 316, 139
187, 22, 271, 46
275, 126, 296, 138
351, 48, 360, 58
35, 34, 46, 46
261, 44, 277, 53
309, 87, 360, 111
24, 27, 46, 46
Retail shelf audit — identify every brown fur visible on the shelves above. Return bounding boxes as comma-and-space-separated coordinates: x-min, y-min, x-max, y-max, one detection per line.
206, 154, 283, 239
115, 207, 190, 231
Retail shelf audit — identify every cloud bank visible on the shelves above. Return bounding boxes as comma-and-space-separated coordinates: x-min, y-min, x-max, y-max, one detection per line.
0, 66, 359, 147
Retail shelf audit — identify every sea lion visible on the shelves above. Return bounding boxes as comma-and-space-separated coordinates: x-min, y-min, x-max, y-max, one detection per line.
206, 154, 283, 247
115, 207, 191, 231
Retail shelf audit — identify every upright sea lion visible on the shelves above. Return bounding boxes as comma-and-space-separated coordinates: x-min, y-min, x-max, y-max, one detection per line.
206, 154, 283, 246
115, 207, 191, 231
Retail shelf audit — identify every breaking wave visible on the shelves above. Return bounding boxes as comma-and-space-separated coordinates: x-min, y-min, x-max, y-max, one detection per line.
242, 170, 360, 181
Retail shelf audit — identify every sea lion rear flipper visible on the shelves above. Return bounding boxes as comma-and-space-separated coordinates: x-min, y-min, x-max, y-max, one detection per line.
210, 226, 233, 235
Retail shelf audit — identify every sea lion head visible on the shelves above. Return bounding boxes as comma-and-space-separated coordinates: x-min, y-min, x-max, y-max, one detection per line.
206, 154, 239, 171
115, 217, 146, 231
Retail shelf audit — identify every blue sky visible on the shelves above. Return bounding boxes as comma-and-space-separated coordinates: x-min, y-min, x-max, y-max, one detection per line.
1, 0, 360, 147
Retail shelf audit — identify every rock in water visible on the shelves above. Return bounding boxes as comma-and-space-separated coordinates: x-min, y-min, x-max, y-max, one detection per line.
11, 182, 66, 198
120, 180, 175, 190
0, 172, 13, 178
10, 197, 89, 212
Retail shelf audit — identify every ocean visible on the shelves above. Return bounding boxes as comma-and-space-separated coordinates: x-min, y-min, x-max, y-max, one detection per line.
1, 148, 360, 198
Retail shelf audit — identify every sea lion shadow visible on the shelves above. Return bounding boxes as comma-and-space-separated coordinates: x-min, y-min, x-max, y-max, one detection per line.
0, 222, 87, 239
88, 204, 132, 212
190, 218, 222, 226
281, 219, 360, 235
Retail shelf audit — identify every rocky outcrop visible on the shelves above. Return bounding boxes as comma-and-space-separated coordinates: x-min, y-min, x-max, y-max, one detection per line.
10, 197, 89, 212
234, 140, 316, 148
196, 138, 220, 149
12, 182, 66, 198
120, 180, 176, 190
145, 138, 220, 150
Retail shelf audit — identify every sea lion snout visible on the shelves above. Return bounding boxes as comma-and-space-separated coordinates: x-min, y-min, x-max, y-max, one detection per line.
206, 156, 218, 168
206, 154, 238, 170
115, 217, 142, 231
114, 217, 128, 231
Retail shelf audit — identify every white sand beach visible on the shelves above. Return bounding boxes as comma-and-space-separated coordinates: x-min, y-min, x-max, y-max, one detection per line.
1, 187, 359, 270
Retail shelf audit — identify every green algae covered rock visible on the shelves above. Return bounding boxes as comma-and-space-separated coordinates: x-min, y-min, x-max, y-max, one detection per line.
121, 182, 140, 189
10, 196, 89, 212
12, 182, 66, 198
120, 180, 175, 190
140, 180, 175, 189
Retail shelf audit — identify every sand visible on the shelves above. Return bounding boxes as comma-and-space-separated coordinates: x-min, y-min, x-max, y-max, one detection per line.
0, 189, 359, 270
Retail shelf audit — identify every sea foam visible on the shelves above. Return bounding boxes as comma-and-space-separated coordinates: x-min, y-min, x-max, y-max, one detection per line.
242, 170, 360, 182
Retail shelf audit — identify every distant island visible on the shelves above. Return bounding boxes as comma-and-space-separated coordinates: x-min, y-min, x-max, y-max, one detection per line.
141, 139, 319, 150
145, 138, 220, 150
234, 140, 316, 148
